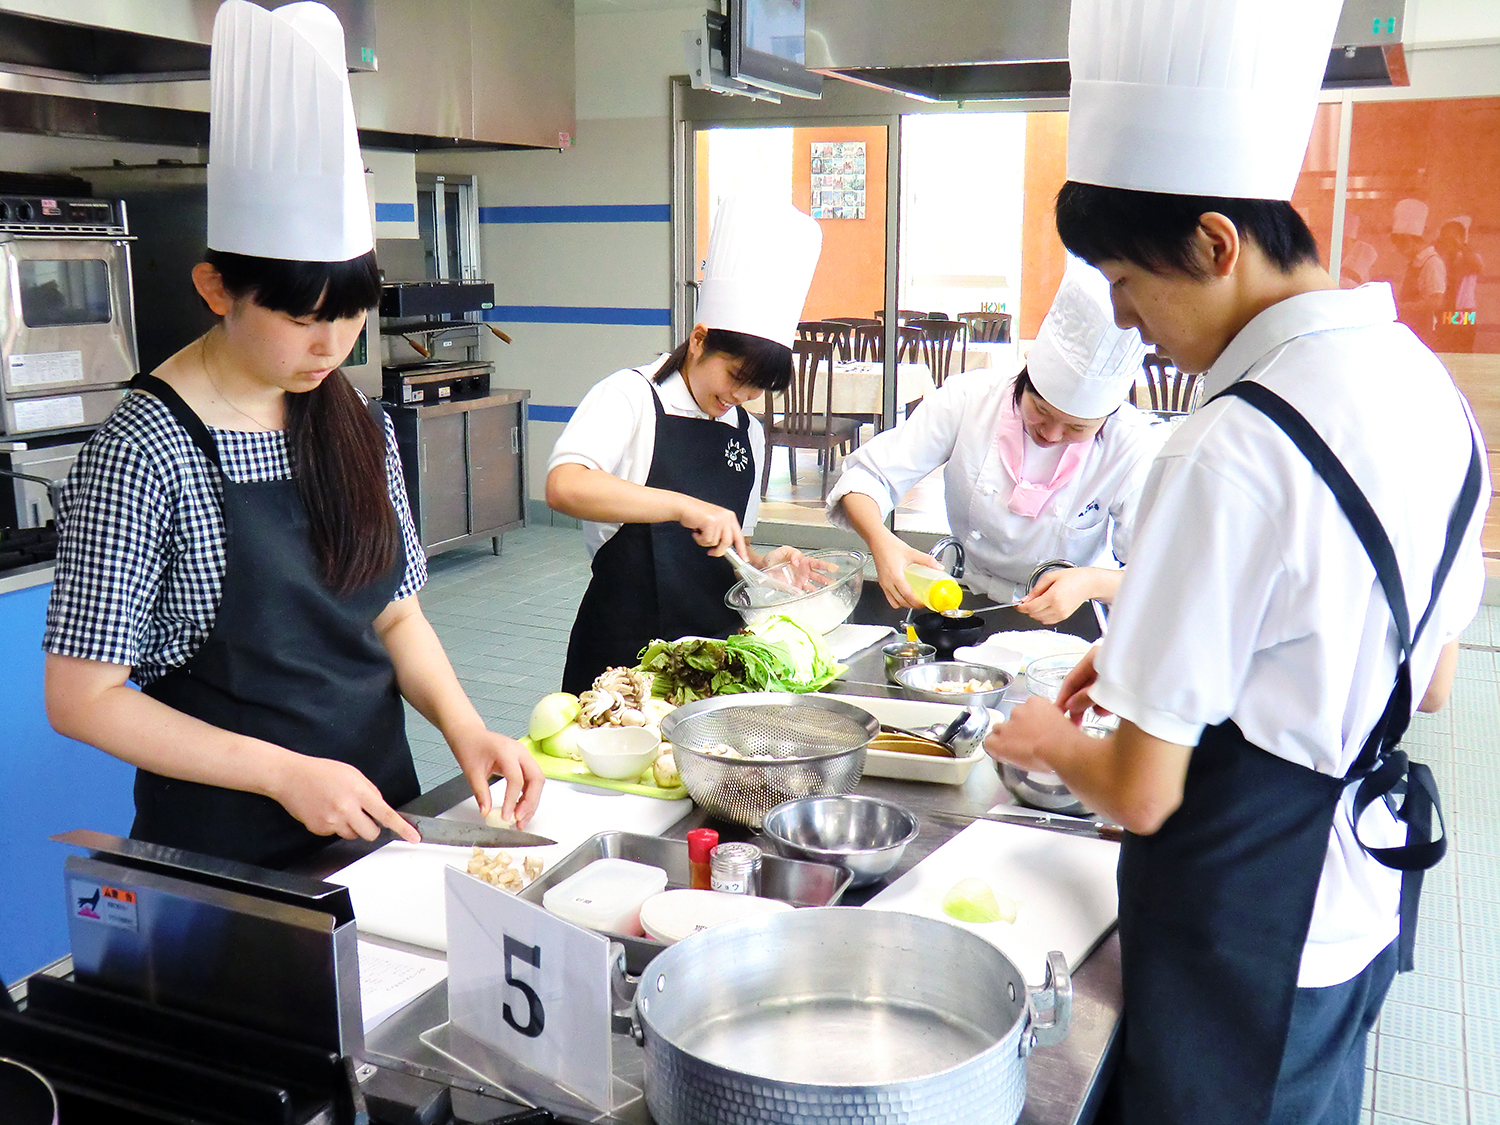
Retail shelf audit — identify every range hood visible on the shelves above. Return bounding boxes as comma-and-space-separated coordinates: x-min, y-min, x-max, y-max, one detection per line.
806, 0, 1407, 101
0, 1, 376, 83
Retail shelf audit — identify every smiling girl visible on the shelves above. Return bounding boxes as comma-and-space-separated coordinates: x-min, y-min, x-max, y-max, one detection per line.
547, 194, 822, 693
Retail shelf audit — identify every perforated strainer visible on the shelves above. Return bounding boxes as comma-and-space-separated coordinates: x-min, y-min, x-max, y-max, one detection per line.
660, 693, 879, 828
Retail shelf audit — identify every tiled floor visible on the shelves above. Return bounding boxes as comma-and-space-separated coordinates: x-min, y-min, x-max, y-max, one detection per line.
412, 523, 1500, 1124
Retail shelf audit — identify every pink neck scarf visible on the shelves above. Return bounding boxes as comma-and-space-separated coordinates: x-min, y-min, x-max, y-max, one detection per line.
995, 395, 1087, 518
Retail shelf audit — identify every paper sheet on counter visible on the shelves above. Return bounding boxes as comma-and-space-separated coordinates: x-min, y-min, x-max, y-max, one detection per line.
824, 622, 893, 661
358, 939, 448, 1034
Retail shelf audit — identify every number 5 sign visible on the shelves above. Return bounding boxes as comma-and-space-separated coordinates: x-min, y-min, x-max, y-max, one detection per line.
444, 866, 616, 1113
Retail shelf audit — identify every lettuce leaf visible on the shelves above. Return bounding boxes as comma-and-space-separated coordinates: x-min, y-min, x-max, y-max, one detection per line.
636, 624, 845, 705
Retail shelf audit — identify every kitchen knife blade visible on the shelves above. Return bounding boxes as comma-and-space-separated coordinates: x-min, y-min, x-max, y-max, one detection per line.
390, 813, 555, 848
931, 808, 1123, 843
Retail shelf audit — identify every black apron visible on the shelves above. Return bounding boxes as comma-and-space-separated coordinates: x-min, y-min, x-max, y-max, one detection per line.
1112, 380, 1481, 1125
561, 374, 755, 694
128, 374, 418, 869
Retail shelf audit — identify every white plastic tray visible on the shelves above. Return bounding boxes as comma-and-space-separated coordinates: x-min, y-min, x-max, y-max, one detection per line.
821, 692, 991, 785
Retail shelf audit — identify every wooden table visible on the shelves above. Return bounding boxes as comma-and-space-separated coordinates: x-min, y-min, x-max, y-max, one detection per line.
744, 360, 935, 426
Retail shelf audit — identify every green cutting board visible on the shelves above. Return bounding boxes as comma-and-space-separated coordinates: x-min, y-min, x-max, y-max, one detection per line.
521, 736, 690, 801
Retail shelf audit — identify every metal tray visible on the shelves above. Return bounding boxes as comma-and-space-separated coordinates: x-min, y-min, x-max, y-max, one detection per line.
519, 831, 851, 973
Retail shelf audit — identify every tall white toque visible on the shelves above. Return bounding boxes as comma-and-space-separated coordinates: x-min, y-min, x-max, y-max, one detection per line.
1066, 0, 1344, 200
1027, 257, 1148, 419
1392, 198, 1429, 237
206, 0, 373, 263
694, 193, 823, 349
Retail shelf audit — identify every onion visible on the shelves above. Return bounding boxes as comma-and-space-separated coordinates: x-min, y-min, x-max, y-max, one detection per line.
539, 723, 584, 761
529, 692, 580, 740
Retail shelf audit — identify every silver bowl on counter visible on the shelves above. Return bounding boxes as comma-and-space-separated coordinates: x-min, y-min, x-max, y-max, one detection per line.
760, 794, 919, 887
893, 660, 1012, 707
660, 693, 878, 829
632, 907, 1071, 1125
882, 639, 936, 683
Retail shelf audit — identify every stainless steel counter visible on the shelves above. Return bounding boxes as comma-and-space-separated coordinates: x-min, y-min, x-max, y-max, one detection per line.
307, 588, 1121, 1125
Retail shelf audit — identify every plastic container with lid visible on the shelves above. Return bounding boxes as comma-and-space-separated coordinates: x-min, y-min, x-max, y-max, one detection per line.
639, 889, 793, 944
903, 563, 963, 613
541, 857, 669, 936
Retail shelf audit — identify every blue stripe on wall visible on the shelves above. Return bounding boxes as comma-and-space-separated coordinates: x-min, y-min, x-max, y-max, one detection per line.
483, 305, 671, 327
528, 404, 577, 423
375, 202, 416, 223
479, 204, 670, 224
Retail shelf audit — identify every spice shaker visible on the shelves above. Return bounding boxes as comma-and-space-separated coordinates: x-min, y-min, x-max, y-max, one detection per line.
686, 828, 719, 890
709, 841, 762, 895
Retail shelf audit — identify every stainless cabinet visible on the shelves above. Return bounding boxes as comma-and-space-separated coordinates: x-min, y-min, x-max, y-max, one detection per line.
388, 390, 530, 557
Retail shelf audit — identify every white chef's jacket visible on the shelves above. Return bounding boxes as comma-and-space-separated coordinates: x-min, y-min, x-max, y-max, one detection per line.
826, 370, 1169, 602
547, 360, 765, 558
1091, 283, 1488, 988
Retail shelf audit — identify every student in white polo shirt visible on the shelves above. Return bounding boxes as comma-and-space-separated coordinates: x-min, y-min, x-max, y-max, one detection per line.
985, 1, 1489, 1122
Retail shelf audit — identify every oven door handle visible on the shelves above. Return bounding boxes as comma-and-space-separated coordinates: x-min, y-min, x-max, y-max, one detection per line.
0, 467, 62, 517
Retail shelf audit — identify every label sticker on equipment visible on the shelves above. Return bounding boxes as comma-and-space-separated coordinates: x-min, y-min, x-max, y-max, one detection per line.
12, 395, 85, 430
8, 350, 83, 388
71, 880, 139, 931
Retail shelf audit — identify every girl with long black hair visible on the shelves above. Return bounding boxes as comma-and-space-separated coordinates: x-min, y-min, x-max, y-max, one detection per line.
41, 0, 541, 868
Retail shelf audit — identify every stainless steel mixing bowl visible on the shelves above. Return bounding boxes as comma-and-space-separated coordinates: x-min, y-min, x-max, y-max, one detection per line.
894, 660, 1011, 706
760, 794, 919, 887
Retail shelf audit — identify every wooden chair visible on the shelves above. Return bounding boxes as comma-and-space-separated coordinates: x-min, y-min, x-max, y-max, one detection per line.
956, 311, 1012, 373
872, 309, 930, 324
851, 323, 921, 364
761, 340, 860, 501
797, 319, 854, 362
1135, 353, 1204, 416
911, 317, 965, 388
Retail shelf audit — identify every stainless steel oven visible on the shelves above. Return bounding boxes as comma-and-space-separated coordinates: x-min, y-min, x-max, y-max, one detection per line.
0, 195, 137, 436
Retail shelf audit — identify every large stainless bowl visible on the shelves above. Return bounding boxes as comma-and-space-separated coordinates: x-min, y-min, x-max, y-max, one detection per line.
760, 795, 919, 887
724, 548, 865, 633
660, 693, 878, 828
894, 660, 1011, 706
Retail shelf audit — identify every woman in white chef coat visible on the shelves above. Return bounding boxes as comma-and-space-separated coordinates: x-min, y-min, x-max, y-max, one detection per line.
987, 1, 1486, 1121
548, 195, 823, 693
827, 259, 1164, 624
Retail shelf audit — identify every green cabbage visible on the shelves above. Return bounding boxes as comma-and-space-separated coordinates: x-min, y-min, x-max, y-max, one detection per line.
636, 620, 845, 705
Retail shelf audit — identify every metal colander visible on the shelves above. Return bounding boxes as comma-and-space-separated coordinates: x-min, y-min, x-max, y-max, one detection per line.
660, 693, 879, 828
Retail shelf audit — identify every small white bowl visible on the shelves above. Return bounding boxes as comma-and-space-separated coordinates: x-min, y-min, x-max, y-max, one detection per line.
576, 726, 661, 780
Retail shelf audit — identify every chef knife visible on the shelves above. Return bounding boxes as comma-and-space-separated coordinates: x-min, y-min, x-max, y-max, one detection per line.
384, 813, 555, 848
931, 808, 1124, 843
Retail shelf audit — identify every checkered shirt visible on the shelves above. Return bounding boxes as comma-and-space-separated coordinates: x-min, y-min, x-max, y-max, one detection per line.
43, 389, 427, 686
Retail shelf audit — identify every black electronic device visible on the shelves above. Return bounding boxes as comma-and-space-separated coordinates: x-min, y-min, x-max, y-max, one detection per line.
379, 280, 494, 321
729, 0, 823, 99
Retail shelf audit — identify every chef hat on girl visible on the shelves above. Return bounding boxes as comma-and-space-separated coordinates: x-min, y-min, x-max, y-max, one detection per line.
1026, 257, 1147, 419
1342, 242, 1378, 286
207, 0, 372, 263
1392, 199, 1429, 237
695, 193, 823, 349
1066, 0, 1343, 200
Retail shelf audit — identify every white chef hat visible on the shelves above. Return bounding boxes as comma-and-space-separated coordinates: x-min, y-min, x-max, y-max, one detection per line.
694, 193, 822, 350
1392, 199, 1429, 238
1067, 0, 1343, 200
1443, 215, 1473, 238
207, 0, 372, 263
1027, 257, 1147, 419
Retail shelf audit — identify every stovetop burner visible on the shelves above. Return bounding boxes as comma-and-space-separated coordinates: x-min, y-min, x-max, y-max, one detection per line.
0, 522, 58, 573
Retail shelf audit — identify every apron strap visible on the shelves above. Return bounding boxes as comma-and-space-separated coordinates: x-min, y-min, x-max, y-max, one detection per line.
129, 373, 224, 471
1214, 380, 1481, 971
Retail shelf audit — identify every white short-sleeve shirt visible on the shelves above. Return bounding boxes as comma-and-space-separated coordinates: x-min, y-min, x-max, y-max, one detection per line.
825, 370, 1169, 602
547, 360, 764, 558
1091, 283, 1487, 987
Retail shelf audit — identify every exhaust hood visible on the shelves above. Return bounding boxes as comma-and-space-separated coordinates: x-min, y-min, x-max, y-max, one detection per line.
805, 0, 1407, 101
0, 0, 376, 83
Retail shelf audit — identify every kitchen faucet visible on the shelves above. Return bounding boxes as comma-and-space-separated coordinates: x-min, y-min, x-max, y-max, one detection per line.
927, 536, 965, 579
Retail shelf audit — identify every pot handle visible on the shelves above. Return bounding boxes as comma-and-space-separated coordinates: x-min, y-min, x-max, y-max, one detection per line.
607, 943, 639, 1037
1021, 950, 1072, 1055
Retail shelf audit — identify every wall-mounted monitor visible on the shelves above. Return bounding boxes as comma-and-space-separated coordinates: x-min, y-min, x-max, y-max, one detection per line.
729, 0, 822, 100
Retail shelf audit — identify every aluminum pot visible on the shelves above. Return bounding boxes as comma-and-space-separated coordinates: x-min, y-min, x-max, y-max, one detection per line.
632, 907, 1070, 1125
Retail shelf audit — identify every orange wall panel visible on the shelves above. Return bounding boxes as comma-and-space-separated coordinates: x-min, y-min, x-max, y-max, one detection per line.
1021, 112, 1069, 342
792, 125, 888, 322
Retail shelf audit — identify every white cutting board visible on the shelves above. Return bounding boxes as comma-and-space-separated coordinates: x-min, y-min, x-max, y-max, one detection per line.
328, 780, 692, 952
865, 819, 1119, 985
